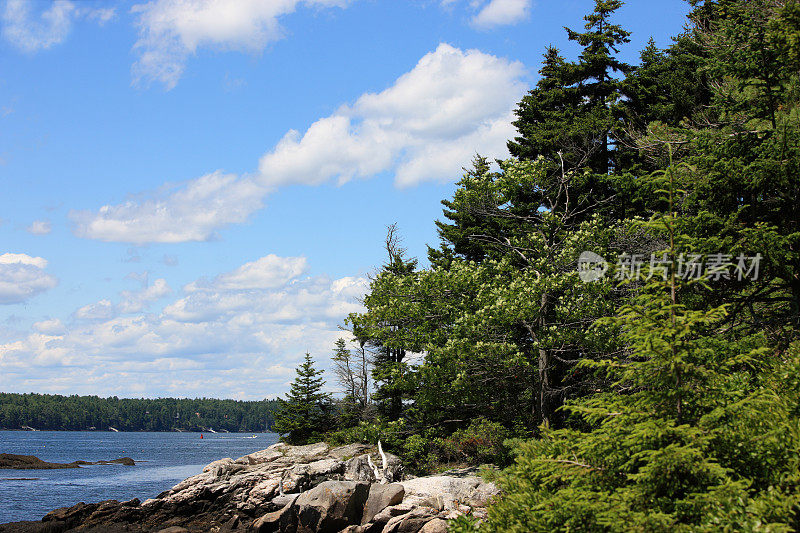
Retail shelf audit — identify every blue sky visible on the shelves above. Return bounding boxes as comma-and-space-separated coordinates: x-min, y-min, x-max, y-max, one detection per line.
0, 0, 690, 400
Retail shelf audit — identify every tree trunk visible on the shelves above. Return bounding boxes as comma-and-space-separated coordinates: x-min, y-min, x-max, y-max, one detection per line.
791, 276, 800, 330
539, 345, 550, 427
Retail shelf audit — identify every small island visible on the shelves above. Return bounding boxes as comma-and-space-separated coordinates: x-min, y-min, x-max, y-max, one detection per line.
0, 454, 135, 470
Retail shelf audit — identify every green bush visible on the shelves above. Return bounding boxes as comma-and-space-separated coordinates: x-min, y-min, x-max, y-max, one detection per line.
446, 418, 512, 466
325, 420, 406, 453
400, 418, 513, 474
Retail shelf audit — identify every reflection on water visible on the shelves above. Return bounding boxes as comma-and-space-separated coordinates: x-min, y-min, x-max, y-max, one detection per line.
0, 431, 278, 523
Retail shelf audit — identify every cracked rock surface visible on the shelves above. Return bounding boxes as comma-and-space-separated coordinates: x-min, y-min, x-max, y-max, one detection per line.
0, 442, 498, 533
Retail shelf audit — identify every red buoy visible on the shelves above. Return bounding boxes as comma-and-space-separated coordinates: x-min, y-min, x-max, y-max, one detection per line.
200, 434, 203, 439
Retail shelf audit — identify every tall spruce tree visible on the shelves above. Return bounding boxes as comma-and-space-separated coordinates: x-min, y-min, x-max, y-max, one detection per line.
428, 156, 503, 268
509, 0, 631, 175
646, 0, 800, 340
273, 353, 331, 444
508, 47, 581, 167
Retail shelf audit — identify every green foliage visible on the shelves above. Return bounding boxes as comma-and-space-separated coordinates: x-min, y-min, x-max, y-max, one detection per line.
454, 147, 800, 531
0, 392, 277, 432
273, 353, 332, 445
457, 341, 800, 532
349, 224, 419, 422
325, 419, 406, 453
345, 9, 800, 530
352, 157, 620, 435
509, 0, 631, 175
402, 418, 513, 474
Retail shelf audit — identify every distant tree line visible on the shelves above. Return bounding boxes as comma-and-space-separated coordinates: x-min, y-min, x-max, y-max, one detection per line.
0, 392, 278, 432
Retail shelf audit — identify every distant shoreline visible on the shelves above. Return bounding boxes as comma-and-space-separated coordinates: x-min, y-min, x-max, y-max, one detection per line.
0, 429, 275, 433
0, 392, 278, 433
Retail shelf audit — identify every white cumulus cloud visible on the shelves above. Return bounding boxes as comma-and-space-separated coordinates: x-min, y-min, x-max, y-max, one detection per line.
74, 299, 116, 320
188, 255, 309, 292
33, 318, 66, 336
2, 0, 115, 52
75, 278, 173, 319
119, 278, 172, 313
131, 0, 351, 90
0, 253, 58, 304
72, 44, 527, 244
0, 255, 366, 399
259, 44, 526, 188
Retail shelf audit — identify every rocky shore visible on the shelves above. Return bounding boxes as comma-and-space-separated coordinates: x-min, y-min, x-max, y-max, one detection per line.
0, 442, 498, 532
0, 454, 135, 469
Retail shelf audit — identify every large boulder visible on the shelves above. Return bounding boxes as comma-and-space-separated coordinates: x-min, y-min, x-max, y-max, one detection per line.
362, 502, 419, 533
360, 483, 405, 525
400, 475, 499, 510
252, 494, 299, 533
381, 507, 440, 533
419, 518, 449, 533
293, 480, 370, 533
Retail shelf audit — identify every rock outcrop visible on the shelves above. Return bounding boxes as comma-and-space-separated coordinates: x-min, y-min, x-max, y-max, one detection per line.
0, 442, 498, 533
0, 453, 136, 469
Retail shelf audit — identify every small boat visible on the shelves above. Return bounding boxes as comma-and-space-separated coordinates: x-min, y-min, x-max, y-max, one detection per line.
108, 427, 120, 432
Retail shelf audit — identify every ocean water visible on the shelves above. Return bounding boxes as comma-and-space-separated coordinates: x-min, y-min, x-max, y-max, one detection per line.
0, 430, 279, 523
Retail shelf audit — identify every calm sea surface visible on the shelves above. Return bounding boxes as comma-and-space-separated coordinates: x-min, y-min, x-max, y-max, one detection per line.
0, 430, 279, 523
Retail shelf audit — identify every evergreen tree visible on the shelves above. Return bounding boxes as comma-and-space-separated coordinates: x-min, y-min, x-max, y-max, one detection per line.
453, 152, 800, 532
349, 225, 420, 422
702, 0, 788, 128
509, 0, 631, 175
507, 47, 581, 167
428, 156, 502, 268
620, 35, 711, 156
273, 353, 331, 444
647, 0, 800, 340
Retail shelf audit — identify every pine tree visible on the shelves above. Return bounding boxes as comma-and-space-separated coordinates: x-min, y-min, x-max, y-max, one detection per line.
453, 149, 800, 532
507, 47, 581, 167
273, 353, 331, 445
509, 0, 631, 175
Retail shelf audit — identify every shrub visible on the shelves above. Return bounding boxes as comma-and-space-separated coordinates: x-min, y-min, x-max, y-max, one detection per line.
325, 420, 405, 453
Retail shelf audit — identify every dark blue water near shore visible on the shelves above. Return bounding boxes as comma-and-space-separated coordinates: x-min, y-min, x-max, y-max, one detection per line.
0, 430, 279, 523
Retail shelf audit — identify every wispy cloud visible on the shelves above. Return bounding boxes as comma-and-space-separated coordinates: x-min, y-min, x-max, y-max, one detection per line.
2, 0, 115, 53
119, 277, 171, 313
0, 253, 58, 304
131, 0, 352, 90
72, 44, 527, 244
70, 171, 266, 244
26, 220, 52, 235
471, 0, 531, 29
